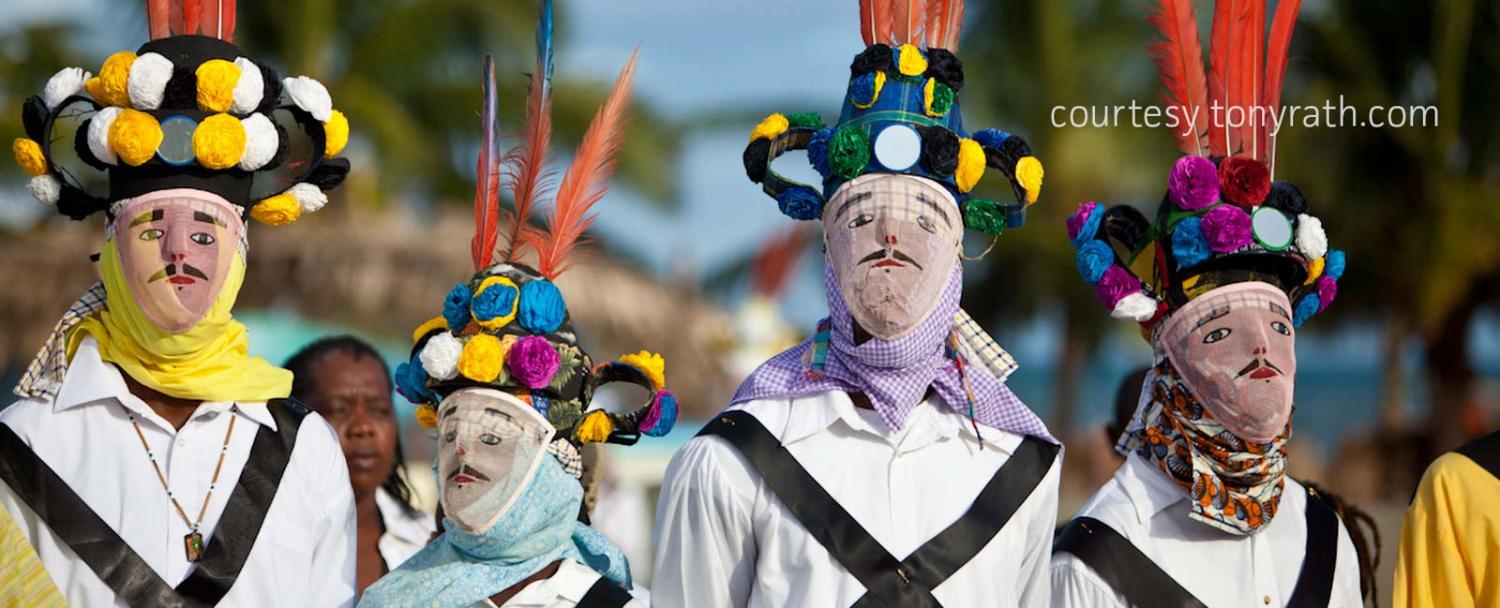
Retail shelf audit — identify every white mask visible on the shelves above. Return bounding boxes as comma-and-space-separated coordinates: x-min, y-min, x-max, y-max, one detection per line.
436, 387, 555, 535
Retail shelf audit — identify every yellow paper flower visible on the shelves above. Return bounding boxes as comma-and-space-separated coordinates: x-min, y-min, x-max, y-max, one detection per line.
1015, 156, 1044, 204
897, 44, 928, 77
249, 193, 302, 226
411, 315, 449, 344
852, 71, 887, 110
457, 333, 505, 382
954, 138, 986, 193
95, 51, 137, 107
1304, 257, 1325, 285
192, 113, 247, 170
108, 109, 163, 166
323, 110, 350, 157
12, 138, 47, 177
575, 410, 615, 444
472, 276, 520, 330
749, 113, 789, 143
414, 404, 438, 430
619, 350, 666, 390
195, 59, 242, 113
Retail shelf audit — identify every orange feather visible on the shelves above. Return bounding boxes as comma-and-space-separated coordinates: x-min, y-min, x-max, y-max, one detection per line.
498, 59, 553, 263
1264, 0, 1301, 173
1207, 0, 1233, 156
1148, 0, 1210, 155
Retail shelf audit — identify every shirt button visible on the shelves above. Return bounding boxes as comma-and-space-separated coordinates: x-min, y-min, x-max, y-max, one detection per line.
1263, 596, 1271, 605
177, 437, 187, 447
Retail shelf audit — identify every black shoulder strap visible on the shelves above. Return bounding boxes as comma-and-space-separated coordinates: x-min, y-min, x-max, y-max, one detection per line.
1456, 430, 1500, 480
576, 575, 634, 608
1286, 488, 1339, 607
1053, 517, 1206, 608
0, 423, 200, 608
699, 409, 1057, 608
176, 398, 308, 603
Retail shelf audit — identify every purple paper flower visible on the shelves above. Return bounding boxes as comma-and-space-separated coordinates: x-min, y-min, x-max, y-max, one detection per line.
1094, 265, 1138, 309
1316, 276, 1338, 312
1200, 205, 1253, 253
639, 390, 678, 438
506, 335, 560, 389
1066, 201, 1103, 247
1168, 156, 1220, 211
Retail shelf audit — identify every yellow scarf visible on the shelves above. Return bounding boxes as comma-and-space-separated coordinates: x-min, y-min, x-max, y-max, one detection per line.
66, 240, 291, 402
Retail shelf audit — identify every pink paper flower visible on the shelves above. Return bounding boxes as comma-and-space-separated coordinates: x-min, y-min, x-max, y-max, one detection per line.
1200, 205, 1253, 253
1094, 265, 1138, 309
1168, 156, 1220, 210
1316, 276, 1338, 312
506, 335, 560, 389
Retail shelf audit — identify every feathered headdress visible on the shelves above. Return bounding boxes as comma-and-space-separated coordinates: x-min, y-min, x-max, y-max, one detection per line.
12, 0, 350, 226
1064, 0, 1344, 330
398, 0, 673, 463
742, 0, 1044, 240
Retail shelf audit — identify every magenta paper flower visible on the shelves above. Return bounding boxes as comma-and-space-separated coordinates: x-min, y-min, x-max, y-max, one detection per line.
1200, 205, 1253, 253
1168, 155, 1220, 211
506, 335, 560, 389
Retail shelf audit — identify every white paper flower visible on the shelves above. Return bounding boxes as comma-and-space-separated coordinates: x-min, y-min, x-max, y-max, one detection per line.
288, 182, 327, 214
238, 113, 278, 171
43, 67, 92, 111
230, 57, 264, 115
27, 174, 61, 205
1295, 214, 1328, 260
126, 53, 173, 110
281, 76, 332, 123
420, 332, 464, 381
1110, 292, 1160, 322
87, 106, 122, 165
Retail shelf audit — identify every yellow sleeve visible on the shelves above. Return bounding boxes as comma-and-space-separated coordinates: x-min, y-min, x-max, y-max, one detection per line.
1394, 452, 1500, 608
0, 507, 66, 608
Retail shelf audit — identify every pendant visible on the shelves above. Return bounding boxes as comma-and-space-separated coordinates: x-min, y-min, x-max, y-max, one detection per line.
184, 531, 205, 562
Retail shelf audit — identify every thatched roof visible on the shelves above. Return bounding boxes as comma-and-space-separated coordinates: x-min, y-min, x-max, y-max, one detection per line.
0, 208, 737, 416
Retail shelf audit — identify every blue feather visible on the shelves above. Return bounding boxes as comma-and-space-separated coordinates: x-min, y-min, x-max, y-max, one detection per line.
537, 0, 554, 88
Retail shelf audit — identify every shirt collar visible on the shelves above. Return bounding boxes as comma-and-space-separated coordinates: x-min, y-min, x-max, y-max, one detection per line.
376, 487, 434, 546
1119, 452, 1190, 524
507, 559, 603, 605
781, 391, 999, 454
52, 336, 278, 431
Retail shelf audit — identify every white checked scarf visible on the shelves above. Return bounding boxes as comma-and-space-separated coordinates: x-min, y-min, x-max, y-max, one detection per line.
14, 283, 107, 400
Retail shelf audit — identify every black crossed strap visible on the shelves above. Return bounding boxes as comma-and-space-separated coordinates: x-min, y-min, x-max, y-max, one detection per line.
1052, 485, 1341, 608
0, 398, 308, 607
576, 575, 635, 608
698, 409, 1059, 608
1456, 430, 1500, 481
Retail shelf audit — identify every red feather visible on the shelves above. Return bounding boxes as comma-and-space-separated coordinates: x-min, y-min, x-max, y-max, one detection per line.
874, 0, 896, 45
498, 55, 554, 263
1207, 0, 1233, 156
860, 0, 876, 45
201, 0, 236, 41
524, 50, 637, 279
146, 0, 169, 39
1264, 0, 1300, 171
471, 56, 501, 270
942, 0, 964, 50
1240, 0, 1265, 160
926, 0, 945, 48
1147, 0, 1210, 155
182, 0, 202, 36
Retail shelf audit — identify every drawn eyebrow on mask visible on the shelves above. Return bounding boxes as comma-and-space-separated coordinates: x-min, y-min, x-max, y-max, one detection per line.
193, 211, 226, 226
1268, 302, 1291, 321
130, 209, 164, 227
833, 191, 873, 221
1192, 305, 1233, 330
483, 408, 514, 420
915, 194, 953, 227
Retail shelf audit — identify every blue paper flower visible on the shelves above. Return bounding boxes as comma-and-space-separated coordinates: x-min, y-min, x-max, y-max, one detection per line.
471, 281, 519, 322
1293, 293, 1321, 327
442, 283, 473, 331
1171, 216, 1212, 268
1075, 240, 1114, 284
807, 127, 833, 176
1325, 249, 1346, 281
972, 128, 1011, 150
850, 73, 879, 107
777, 186, 823, 221
1067, 203, 1104, 248
518, 280, 567, 334
394, 359, 432, 403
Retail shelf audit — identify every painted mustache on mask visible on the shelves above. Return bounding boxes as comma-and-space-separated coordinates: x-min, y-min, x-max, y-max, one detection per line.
447, 463, 491, 484
858, 248, 923, 270
149, 263, 209, 285
1236, 358, 1285, 380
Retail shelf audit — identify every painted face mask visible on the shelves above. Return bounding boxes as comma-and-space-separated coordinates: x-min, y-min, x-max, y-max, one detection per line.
823, 174, 962, 341
1156, 282, 1298, 443
110, 189, 245, 333
437, 387, 555, 535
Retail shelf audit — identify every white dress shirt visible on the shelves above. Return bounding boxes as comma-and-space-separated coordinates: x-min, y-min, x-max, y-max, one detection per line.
651, 391, 1061, 608
0, 336, 358, 607
473, 559, 649, 608
1050, 453, 1363, 607
375, 487, 435, 571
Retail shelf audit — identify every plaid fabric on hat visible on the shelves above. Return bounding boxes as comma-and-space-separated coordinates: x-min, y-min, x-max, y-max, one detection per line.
954, 309, 1019, 383
14, 282, 106, 400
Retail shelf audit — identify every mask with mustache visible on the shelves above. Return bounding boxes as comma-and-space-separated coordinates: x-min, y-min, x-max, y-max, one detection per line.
823, 174, 962, 341
110, 189, 244, 333
436, 387, 555, 535
1156, 282, 1298, 443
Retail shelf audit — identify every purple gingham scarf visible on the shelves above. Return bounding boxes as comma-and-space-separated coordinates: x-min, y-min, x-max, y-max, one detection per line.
731, 265, 1055, 444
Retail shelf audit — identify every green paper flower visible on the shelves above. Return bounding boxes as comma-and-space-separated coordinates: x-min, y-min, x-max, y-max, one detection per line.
786, 112, 824, 129
964, 198, 1006, 236
929, 82, 954, 116
828, 125, 871, 181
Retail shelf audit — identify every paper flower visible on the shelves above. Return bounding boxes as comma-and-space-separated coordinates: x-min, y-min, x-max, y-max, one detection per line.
443, 283, 474, 332
923, 78, 954, 117
43, 67, 91, 111
1111, 292, 1160, 322
897, 44, 928, 76
109, 109, 162, 166
410, 316, 449, 345
849, 71, 885, 109
288, 183, 328, 214
507, 335, 560, 389
1293, 294, 1321, 327
192, 113, 247, 170
471, 276, 520, 329
1016, 156, 1044, 204
249, 193, 301, 226
639, 391, 678, 437
972, 129, 1011, 150
27, 174, 60, 205
92, 51, 136, 107
456, 333, 504, 383
575, 410, 614, 444
238, 113, 279, 171
828, 125, 871, 180
1094, 265, 1138, 310
414, 404, 438, 430
807, 127, 833, 175
282, 76, 333, 122
125, 53, 172, 110
421, 332, 465, 381
1075, 240, 1114, 284
1325, 250, 1346, 281
749, 113, 789, 143
230, 57, 265, 115
954, 138, 986, 193
1315, 276, 1338, 312
518, 280, 567, 334
1218, 156, 1271, 208
1171, 216, 1212, 267
777, 186, 822, 221
1066, 201, 1103, 247
324, 110, 350, 157
1265, 181, 1307, 216
1168, 155, 1220, 210
963, 198, 1005, 236
194, 59, 241, 113
88, 107, 122, 165
785, 112, 823, 129
620, 350, 666, 390
394, 359, 433, 403
1200, 205, 1253, 253
1296, 214, 1328, 259
12, 138, 47, 177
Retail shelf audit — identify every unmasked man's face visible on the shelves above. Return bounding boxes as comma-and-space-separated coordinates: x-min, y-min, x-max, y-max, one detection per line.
823, 174, 962, 340
1159, 282, 1298, 443
111, 189, 243, 333
437, 388, 554, 535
